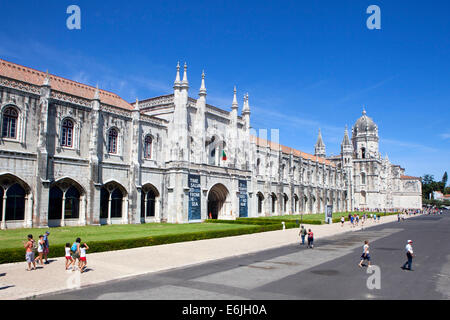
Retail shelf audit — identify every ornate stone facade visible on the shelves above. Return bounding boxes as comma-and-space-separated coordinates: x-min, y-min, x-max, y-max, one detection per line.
0, 58, 421, 229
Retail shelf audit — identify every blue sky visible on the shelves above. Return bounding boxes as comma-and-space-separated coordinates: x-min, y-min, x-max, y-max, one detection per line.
0, 0, 448, 181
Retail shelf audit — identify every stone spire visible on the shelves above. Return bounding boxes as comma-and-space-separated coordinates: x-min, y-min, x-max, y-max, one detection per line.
341, 125, 351, 146
314, 128, 326, 158
174, 61, 181, 88
199, 70, 206, 96
94, 84, 100, 100
135, 98, 140, 111
242, 93, 250, 114
43, 70, 50, 86
181, 62, 189, 88
232, 86, 238, 110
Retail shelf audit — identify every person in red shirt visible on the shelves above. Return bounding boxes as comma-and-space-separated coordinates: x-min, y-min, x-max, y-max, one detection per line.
307, 229, 314, 249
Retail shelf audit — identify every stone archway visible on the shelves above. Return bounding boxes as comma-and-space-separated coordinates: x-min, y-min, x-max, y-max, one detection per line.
207, 183, 230, 219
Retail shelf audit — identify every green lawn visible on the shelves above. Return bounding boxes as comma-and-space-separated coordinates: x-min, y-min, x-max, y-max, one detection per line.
0, 222, 255, 250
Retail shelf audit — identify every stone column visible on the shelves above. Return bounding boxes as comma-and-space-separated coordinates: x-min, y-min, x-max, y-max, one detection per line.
61, 194, 66, 227
142, 192, 147, 222
107, 192, 112, 225
1, 194, 6, 230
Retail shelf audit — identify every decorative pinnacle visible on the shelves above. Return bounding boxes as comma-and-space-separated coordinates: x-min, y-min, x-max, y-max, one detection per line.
362, 106, 366, 115
232, 86, 238, 109
135, 98, 139, 110
199, 70, 206, 96
94, 83, 100, 100
174, 61, 181, 87
181, 62, 189, 87
242, 93, 250, 114
43, 70, 50, 86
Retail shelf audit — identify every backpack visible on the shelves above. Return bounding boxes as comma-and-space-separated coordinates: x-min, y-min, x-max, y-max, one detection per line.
71, 242, 78, 252
32, 240, 38, 253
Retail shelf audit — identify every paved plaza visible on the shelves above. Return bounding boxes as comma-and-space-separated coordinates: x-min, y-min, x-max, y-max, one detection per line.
1, 213, 440, 300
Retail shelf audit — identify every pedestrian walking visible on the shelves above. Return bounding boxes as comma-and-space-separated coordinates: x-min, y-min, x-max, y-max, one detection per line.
43, 231, 50, 264
65, 243, 75, 270
79, 243, 89, 273
397, 213, 401, 222
401, 240, 414, 271
350, 215, 354, 228
358, 240, 371, 268
377, 214, 381, 222
307, 229, 314, 249
23, 234, 36, 271
299, 225, 307, 245
34, 235, 45, 265
340, 216, 345, 227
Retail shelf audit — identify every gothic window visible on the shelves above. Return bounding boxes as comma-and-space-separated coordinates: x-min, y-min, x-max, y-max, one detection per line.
65, 186, 80, 219
110, 188, 123, 218
257, 192, 264, 214
271, 193, 277, 213
361, 147, 366, 159
2, 107, 18, 139
283, 194, 288, 213
256, 159, 261, 175
60, 119, 74, 147
48, 187, 63, 220
361, 172, 366, 185
144, 135, 153, 159
108, 128, 118, 154
141, 186, 158, 218
5, 183, 25, 221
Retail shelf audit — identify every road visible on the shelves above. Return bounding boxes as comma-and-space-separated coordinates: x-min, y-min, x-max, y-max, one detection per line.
39, 211, 450, 300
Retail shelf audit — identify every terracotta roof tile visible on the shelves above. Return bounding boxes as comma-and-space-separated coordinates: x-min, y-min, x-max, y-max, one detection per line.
400, 175, 421, 180
0, 58, 133, 110
251, 135, 335, 167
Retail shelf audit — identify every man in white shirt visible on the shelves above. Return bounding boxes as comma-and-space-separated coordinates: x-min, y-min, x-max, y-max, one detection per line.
401, 240, 414, 271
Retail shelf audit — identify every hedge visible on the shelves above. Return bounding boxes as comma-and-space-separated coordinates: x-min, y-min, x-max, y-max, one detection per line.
0, 223, 282, 265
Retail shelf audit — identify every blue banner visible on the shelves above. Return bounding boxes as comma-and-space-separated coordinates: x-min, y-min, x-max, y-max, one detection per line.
239, 180, 248, 217
188, 174, 201, 221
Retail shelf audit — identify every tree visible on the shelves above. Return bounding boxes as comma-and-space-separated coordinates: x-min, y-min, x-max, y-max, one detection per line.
442, 171, 448, 187
422, 174, 434, 185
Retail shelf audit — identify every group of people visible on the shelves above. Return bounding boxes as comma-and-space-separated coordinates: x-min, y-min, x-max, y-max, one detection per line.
298, 226, 314, 248
358, 239, 415, 271
23, 232, 50, 271
23, 234, 89, 273
338, 213, 381, 228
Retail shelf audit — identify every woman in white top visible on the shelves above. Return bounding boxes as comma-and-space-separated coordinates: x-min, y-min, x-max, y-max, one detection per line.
34, 235, 45, 265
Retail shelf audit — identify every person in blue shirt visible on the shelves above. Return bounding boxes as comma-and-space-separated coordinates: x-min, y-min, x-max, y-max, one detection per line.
43, 231, 50, 264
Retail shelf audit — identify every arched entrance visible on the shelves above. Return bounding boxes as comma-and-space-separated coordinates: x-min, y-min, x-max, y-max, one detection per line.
141, 184, 160, 222
207, 184, 229, 219
0, 173, 32, 229
257, 192, 264, 215
100, 181, 128, 225
48, 177, 86, 227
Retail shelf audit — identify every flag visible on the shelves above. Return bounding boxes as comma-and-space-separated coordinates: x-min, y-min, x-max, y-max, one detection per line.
222, 149, 227, 161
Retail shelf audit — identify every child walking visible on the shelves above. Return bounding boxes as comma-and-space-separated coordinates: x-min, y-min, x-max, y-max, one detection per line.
79, 243, 89, 273
65, 243, 74, 270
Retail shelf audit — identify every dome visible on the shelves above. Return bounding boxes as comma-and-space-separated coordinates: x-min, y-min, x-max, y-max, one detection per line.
353, 109, 377, 134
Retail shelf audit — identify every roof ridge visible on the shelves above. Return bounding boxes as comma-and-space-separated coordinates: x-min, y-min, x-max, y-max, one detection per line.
0, 58, 133, 110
